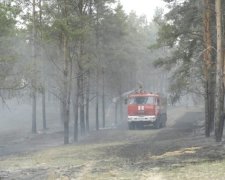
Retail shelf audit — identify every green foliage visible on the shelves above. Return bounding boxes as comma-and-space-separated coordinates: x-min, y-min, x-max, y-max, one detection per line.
0, 3, 19, 36
157, 24, 178, 47
0, 2, 20, 91
152, 0, 204, 103
0, 0, 161, 101
98, 4, 159, 95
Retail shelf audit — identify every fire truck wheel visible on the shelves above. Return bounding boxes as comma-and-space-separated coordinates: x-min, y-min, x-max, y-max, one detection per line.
162, 114, 167, 128
154, 119, 161, 129
128, 122, 135, 130
162, 119, 166, 127
136, 123, 144, 129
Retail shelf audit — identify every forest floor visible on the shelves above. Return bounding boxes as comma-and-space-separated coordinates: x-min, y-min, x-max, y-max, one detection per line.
1, 106, 225, 179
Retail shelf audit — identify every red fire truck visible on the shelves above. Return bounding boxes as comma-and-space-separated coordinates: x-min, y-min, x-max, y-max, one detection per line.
126, 90, 167, 129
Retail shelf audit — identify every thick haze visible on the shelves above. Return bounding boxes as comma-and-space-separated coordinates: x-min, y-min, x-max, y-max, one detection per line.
120, 0, 167, 21
0, 0, 172, 149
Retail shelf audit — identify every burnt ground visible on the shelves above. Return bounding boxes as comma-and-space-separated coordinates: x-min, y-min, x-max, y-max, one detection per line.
103, 111, 223, 167
78, 107, 225, 172
1, 106, 225, 179
0, 129, 64, 157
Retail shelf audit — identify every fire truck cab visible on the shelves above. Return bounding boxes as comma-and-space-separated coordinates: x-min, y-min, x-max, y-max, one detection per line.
127, 90, 167, 129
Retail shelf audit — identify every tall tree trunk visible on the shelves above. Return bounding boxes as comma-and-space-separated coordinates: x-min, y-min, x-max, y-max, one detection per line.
80, 73, 85, 135
96, 67, 99, 130
42, 89, 46, 129
115, 101, 118, 126
203, 0, 213, 137
62, 0, 70, 144
102, 67, 105, 128
85, 0, 92, 132
62, 34, 70, 144
74, 77, 80, 142
39, 0, 47, 130
32, 90, 37, 133
95, 0, 100, 131
77, 0, 86, 134
86, 70, 90, 132
210, 62, 216, 132
119, 82, 123, 123
215, 0, 224, 142
32, 0, 37, 134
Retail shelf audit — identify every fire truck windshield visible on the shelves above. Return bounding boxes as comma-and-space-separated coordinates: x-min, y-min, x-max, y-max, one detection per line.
128, 96, 155, 105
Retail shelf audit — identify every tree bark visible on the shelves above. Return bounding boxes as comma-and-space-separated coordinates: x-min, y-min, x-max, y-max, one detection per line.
96, 67, 99, 130
115, 101, 118, 126
62, 33, 70, 144
39, 0, 47, 130
62, 0, 70, 144
73, 77, 80, 142
85, 70, 90, 132
214, 0, 224, 142
102, 67, 105, 128
80, 73, 85, 135
42, 89, 47, 129
119, 83, 123, 123
203, 0, 214, 137
95, 0, 100, 131
32, 90, 37, 133
32, 0, 37, 134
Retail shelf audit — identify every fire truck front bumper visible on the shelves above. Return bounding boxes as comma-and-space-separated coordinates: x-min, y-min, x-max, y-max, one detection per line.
128, 116, 157, 123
